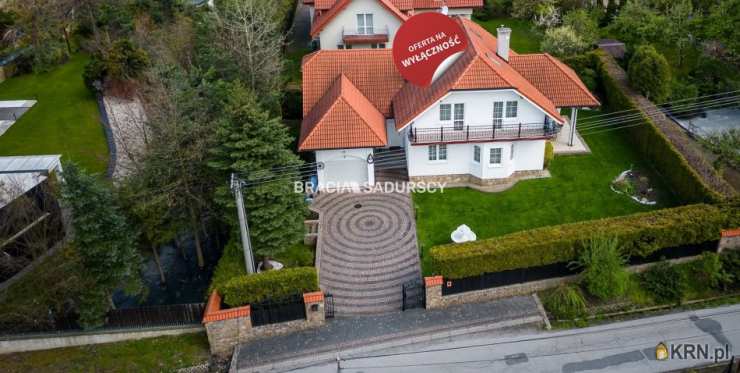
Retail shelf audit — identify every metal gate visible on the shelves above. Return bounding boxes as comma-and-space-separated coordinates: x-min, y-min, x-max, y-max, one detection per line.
324, 293, 335, 319
402, 280, 424, 311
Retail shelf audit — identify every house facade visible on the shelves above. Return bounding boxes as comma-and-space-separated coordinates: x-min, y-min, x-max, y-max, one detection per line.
299, 17, 599, 190
306, 0, 483, 50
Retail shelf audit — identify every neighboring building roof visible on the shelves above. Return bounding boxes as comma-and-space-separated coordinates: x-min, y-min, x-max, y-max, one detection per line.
510, 54, 600, 108
399, 0, 484, 10
0, 155, 61, 209
311, 0, 408, 36
299, 75, 388, 151
393, 18, 566, 130
301, 49, 404, 118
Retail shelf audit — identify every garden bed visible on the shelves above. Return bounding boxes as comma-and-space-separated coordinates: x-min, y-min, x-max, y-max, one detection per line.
611, 169, 658, 205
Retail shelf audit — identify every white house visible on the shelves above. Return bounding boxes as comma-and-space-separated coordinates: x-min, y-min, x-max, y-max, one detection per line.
306, 0, 483, 50
299, 17, 599, 189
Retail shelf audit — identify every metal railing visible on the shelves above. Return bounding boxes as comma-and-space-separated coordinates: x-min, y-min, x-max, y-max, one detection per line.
408, 122, 559, 145
342, 25, 389, 37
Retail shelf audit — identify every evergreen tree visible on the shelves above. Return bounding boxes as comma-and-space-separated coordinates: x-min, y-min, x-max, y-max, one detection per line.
60, 163, 144, 328
628, 45, 672, 103
209, 82, 307, 265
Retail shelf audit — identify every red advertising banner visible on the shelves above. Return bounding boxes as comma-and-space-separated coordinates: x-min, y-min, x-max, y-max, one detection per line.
392, 12, 469, 87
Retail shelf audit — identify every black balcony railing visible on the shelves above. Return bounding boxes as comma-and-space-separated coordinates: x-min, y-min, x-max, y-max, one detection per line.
408, 122, 559, 145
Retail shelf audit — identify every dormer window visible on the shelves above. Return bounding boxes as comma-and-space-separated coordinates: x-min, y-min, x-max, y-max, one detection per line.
357, 14, 374, 35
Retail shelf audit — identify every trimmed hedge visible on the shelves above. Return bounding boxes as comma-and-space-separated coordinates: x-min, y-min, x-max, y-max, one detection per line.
591, 51, 723, 204
428, 204, 726, 279
221, 267, 319, 307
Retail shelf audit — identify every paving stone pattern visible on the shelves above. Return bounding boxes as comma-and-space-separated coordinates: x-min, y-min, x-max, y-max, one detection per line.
312, 192, 422, 315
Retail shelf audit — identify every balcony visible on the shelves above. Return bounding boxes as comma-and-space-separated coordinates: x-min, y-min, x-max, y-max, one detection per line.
342, 26, 389, 44
408, 123, 560, 145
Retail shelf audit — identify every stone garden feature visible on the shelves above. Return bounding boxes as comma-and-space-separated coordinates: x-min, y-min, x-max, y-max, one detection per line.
611, 169, 658, 205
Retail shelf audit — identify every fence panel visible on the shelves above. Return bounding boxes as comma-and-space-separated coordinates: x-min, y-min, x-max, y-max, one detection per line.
250, 295, 306, 327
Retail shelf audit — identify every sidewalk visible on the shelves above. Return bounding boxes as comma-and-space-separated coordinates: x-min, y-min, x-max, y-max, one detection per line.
233, 295, 544, 372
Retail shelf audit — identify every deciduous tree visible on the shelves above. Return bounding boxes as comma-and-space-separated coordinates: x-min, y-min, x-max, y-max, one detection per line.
628, 44, 672, 103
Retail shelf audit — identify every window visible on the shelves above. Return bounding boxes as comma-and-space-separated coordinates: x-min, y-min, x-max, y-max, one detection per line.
428, 145, 447, 161
337, 44, 345, 49
493, 101, 503, 128
510, 143, 515, 160
454, 103, 464, 130
489, 148, 502, 165
357, 14, 374, 34
439, 104, 451, 121
379, 43, 386, 49
505, 101, 518, 118
345, 44, 353, 49
473, 145, 481, 163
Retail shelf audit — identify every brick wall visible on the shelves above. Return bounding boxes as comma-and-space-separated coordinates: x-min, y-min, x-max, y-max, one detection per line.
202, 291, 325, 358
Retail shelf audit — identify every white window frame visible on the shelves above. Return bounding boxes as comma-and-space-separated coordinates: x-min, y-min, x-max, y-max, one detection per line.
493, 101, 504, 129
357, 13, 374, 35
489, 147, 502, 166
505, 100, 518, 118
439, 104, 451, 122
428, 144, 447, 162
473, 145, 481, 163
453, 103, 464, 130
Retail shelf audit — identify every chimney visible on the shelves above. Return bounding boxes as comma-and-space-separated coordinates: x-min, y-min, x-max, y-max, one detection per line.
496, 25, 511, 62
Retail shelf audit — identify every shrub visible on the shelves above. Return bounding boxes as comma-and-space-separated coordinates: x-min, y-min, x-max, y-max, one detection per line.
541, 26, 589, 57
572, 236, 630, 300
544, 141, 554, 168
543, 284, 587, 320
208, 237, 247, 294
221, 267, 319, 307
628, 45, 672, 103
429, 204, 725, 279
720, 250, 740, 287
641, 261, 686, 304
693, 252, 732, 290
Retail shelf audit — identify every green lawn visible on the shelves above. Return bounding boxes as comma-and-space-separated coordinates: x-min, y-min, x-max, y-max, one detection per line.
0, 54, 108, 174
414, 110, 681, 272
0, 333, 210, 372
474, 17, 543, 53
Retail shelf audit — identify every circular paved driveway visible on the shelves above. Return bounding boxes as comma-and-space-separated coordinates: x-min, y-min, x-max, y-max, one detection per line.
312, 192, 421, 315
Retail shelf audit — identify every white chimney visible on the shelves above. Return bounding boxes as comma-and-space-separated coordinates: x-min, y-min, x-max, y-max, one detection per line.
497, 25, 511, 62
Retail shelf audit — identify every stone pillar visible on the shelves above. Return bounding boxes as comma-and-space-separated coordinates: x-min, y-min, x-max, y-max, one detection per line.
303, 291, 325, 324
202, 292, 252, 358
424, 276, 443, 309
718, 229, 740, 253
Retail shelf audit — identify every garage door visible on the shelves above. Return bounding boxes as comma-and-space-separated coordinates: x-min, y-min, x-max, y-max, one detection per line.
323, 159, 368, 187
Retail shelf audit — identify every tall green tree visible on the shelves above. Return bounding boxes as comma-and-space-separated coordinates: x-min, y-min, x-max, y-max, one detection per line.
209, 82, 307, 265
60, 163, 143, 328
628, 45, 672, 103
608, 0, 667, 45
705, 0, 740, 63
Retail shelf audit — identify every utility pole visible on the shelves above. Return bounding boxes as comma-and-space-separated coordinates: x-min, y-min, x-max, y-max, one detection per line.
569, 108, 579, 147
231, 174, 256, 274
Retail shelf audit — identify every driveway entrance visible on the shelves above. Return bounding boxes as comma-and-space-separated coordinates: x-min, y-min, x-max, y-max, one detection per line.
311, 192, 421, 316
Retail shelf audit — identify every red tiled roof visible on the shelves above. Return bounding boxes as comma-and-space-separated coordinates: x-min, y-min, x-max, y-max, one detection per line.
399, 0, 484, 10
302, 49, 404, 118
393, 18, 566, 130
510, 54, 600, 108
311, 0, 408, 36
299, 74, 388, 151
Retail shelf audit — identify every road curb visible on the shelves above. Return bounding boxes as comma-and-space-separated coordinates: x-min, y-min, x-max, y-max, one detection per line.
234, 314, 544, 372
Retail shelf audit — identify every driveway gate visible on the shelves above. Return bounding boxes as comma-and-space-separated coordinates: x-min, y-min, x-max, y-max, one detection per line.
402, 280, 425, 311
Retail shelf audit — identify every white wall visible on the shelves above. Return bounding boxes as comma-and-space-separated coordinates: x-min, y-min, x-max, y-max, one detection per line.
409, 90, 551, 130
415, 8, 474, 18
406, 140, 545, 179
386, 119, 403, 147
318, 0, 402, 50
315, 148, 375, 189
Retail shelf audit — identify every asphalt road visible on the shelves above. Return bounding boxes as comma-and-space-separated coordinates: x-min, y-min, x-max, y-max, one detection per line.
295, 303, 740, 373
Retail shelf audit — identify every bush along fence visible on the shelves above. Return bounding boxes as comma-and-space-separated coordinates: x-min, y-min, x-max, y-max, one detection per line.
593, 51, 733, 203
424, 203, 739, 309
202, 291, 325, 358
425, 229, 740, 309
203, 267, 323, 357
